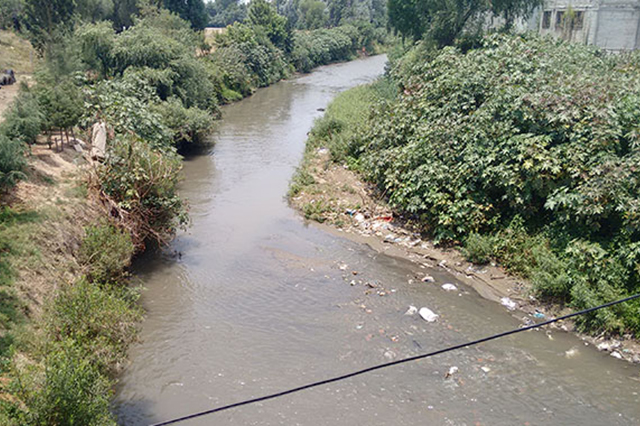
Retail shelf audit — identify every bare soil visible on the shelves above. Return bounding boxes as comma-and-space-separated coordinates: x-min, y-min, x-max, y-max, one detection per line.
4, 141, 102, 317
290, 147, 640, 363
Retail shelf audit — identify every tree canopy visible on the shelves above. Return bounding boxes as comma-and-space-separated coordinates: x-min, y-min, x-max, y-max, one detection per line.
388, 0, 540, 46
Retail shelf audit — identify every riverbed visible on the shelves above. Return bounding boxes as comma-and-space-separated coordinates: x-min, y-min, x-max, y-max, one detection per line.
114, 55, 640, 426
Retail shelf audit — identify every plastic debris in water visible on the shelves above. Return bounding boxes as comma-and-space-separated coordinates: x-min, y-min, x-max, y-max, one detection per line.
419, 307, 439, 322
442, 283, 457, 292
405, 305, 418, 315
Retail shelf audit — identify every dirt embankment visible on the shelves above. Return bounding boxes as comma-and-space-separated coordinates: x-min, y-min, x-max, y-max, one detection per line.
289, 148, 640, 364
4, 141, 102, 317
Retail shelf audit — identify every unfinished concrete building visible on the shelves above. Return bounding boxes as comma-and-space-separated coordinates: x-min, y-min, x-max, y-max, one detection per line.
538, 1, 640, 51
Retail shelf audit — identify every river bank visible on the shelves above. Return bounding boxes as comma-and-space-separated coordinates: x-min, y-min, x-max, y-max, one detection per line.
116, 55, 640, 426
288, 91, 640, 365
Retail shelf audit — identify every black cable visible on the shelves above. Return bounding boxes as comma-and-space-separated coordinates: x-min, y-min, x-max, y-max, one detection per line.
149, 293, 640, 426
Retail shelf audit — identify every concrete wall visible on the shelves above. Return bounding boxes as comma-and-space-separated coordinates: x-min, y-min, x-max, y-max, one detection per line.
537, 0, 640, 51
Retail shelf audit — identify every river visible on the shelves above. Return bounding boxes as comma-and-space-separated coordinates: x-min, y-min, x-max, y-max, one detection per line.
114, 55, 640, 426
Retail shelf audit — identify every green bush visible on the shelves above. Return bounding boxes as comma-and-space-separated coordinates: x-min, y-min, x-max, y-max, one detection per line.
0, 85, 45, 145
462, 233, 494, 264
14, 340, 117, 426
291, 25, 359, 72
153, 97, 216, 146
328, 34, 640, 335
0, 133, 26, 191
98, 137, 188, 249
44, 278, 141, 374
78, 223, 135, 284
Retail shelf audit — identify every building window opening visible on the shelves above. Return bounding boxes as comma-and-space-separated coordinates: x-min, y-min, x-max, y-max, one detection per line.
573, 11, 584, 30
542, 11, 551, 29
556, 11, 565, 29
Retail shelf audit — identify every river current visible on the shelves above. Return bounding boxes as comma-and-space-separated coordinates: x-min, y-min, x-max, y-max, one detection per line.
114, 55, 640, 426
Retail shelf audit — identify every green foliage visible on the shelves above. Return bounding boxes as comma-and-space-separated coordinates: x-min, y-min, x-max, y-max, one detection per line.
153, 97, 216, 146
23, 0, 75, 50
78, 223, 135, 284
247, 0, 292, 53
0, 0, 23, 31
13, 339, 117, 426
34, 77, 83, 133
163, 0, 208, 30
0, 84, 44, 144
0, 133, 26, 190
44, 278, 141, 375
462, 233, 494, 264
98, 137, 187, 249
334, 34, 640, 335
207, 0, 247, 27
388, 0, 539, 46
291, 25, 359, 72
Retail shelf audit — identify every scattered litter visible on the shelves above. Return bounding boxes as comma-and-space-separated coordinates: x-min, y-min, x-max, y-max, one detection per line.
441, 283, 457, 292
421, 275, 435, 283
356, 324, 363, 330
445, 366, 458, 378
533, 312, 546, 319
384, 350, 396, 360
349, 280, 356, 286
366, 282, 377, 288
481, 366, 491, 373
419, 307, 439, 322
345, 209, 356, 216
405, 305, 418, 315
338, 263, 348, 271
611, 351, 623, 359
354, 213, 365, 223
598, 341, 621, 352
352, 271, 358, 275
565, 347, 580, 359
500, 297, 517, 311
438, 260, 447, 268
375, 215, 393, 222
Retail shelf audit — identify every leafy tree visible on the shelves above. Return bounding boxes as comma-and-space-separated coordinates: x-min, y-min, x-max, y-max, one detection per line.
247, 0, 292, 52
299, 0, 326, 29
112, 0, 139, 29
76, 0, 115, 23
0, 0, 24, 31
163, 0, 208, 29
388, 0, 540, 46
207, 0, 247, 27
23, 0, 76, 50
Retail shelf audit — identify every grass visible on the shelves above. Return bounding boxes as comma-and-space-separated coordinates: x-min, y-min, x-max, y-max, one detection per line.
0, 30, 36, 74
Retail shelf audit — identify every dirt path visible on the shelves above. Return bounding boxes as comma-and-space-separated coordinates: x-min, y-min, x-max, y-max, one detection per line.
290, 147, 640, 363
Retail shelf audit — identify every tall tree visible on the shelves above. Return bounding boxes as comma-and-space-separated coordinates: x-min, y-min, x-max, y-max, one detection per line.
163, 0, 208, 29
23, 0, 76, 50
247, 0, 292, 52
388, 0, 540, 46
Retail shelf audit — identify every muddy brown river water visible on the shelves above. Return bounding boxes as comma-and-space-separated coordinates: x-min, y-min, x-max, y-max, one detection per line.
114, 55, 640, 426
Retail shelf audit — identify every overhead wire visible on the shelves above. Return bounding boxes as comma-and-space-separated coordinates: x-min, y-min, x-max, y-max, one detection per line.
149, 292, 640, 426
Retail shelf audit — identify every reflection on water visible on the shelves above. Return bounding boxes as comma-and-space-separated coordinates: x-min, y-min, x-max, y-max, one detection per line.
114, 56, 640, 426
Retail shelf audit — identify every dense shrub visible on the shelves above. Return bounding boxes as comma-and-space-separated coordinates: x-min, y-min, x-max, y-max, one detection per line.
98, 137, 187, 249
291, 25, 359, 72
0, 133, 26, 190
338, 34, 640, 334
0, 85, 44, 144
78, 222, 135, 284
153, 97, 216, 146
13, 340, 117, 426
44, 278, 141, 375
